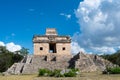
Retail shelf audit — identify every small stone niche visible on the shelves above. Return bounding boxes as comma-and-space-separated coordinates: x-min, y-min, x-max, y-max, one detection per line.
51, 57, 56, 61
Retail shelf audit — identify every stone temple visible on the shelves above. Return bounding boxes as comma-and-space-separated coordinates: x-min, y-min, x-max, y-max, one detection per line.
33, 28, 71, 59
5, 28, 114, 75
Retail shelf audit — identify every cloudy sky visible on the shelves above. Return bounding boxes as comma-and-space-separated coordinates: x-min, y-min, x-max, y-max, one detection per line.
0, 0, 120, 54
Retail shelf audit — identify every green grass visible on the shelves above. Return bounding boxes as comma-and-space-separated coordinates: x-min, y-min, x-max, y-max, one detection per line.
0, 74, 36, 80
1, 72, 120, 80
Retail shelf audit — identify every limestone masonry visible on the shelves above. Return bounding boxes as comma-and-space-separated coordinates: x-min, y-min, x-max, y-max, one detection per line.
33, 28, 71, 56
5, 28, 115, 75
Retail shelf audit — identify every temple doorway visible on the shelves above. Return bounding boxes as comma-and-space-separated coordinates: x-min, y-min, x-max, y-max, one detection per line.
49, 43, 56, 53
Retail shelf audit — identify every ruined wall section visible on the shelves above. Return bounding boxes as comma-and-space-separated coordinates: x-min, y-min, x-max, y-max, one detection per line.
73, 52, 115, 72
34, 43, 49, 55
33, 35, 71, 56
56, 43, 71, 55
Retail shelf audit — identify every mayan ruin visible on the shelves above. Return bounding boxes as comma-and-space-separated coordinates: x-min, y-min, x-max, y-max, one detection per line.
1, 0, 120, 80
33, 28, 71, 60
4, 28, 114, 75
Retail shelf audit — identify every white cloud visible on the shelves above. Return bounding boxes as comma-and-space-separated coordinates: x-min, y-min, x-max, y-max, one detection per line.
80, 0, 102, 10
0, 41, 5, 46
73, 0, 120, 54
28, 9, 35, 12
0, 41, 21, 52
71, 42, 85, 55
60, 13, 71, 19
11, 33, 15, 36
118, 46, 120, 49
6, 42, 21, 52
66, 14, 71, 19
92, 46, 116, 54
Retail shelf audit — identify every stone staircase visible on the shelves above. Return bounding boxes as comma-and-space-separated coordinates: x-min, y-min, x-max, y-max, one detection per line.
5, 55, 33, 74
22, 55, 71, 74
74, 52, 97, 72
4, 52, 115, 74
74, 52, 114, 72
5, 54, 72, 74
6, 63, 24, 74
6, 63, 18, 74
14, 63, 25, 74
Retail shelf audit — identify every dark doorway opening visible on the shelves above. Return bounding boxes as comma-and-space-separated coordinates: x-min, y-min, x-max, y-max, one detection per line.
49, 43, 56, 53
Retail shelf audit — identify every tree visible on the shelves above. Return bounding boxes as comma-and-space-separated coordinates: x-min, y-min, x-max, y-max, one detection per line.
0, 46, 23, 72
101, 49, 120, 66
19, 47, 29, 56
0, 46, 9, 54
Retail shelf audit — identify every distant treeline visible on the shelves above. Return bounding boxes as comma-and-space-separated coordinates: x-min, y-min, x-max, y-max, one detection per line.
101, 50, 120, 66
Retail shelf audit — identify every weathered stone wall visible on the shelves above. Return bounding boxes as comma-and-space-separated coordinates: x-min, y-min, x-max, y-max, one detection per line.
36, 37, 49, 41
34, 41, 71, 55
33, 36, 70, 42
34, 43, 49, 55
55, 37, 67, 40
56, 43, 71, 55
33, 28, 71, 56
73, 52, 115, 72
46, 28, 57, 35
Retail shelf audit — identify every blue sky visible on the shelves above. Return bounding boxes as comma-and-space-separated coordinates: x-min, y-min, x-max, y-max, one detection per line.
0, 0, 82, 53
0, 0, 120, 55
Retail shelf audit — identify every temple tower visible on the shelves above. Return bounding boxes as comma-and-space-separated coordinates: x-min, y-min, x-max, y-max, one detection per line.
33, 28, 71, 56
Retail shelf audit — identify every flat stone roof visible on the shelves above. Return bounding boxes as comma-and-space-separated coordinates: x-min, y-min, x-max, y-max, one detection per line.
33, 35, 70, 38
33, 28, 71, 43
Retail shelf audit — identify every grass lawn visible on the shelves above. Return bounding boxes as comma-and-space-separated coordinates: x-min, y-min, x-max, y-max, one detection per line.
0, 74, 36, 80
0, 72, 120, 80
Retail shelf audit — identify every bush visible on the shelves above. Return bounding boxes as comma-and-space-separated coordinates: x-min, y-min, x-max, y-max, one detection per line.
38, 68, 79, 77
103, 67, 120, 74
49, 69, 64, 77
64, 71, 76, 77
110, 67, 120, 74
38, 69, 51, 76
71, 68, 79, 73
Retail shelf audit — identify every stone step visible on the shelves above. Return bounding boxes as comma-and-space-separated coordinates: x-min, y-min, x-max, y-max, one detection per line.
22, 60, 69, 74
7, 63, 18, 74
14, 63, 24, 74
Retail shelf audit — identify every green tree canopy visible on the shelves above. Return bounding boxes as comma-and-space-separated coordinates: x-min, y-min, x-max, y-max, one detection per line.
19, 47, 29, 56
101, 50, 120, 66
0, 46, 24, 72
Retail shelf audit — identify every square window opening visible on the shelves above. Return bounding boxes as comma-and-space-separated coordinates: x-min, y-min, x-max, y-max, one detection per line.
63, 47, 65, 50
40, 47, 43, 50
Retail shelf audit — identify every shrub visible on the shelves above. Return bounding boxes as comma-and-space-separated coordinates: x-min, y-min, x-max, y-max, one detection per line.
71, 68, 79, 73
49, 69, 64, 77
38, 69, 51, 76
110, 67, 120, 74
38, 68, 79, 77
103, 67, 120, 74
64, 71, 76, 77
